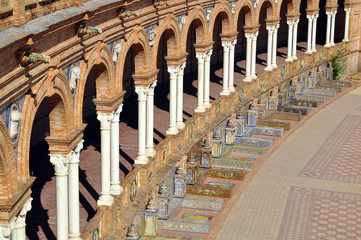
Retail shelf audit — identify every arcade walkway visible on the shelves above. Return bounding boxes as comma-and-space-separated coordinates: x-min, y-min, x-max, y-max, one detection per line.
215, 80, 361, 239
26, 41, 322, 239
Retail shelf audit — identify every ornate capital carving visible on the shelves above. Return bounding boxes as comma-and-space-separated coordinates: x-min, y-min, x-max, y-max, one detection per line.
135, 87, 148, 101
196, 52, 207, 63
344, 8, 351, 13
221, 41, 232, 50
147, 82, 157, 96
167, 66, 180, 77
112, 104, 123, 122
0, 225, 11, 240
15, 198, 33, 228
49, 154, 69, 176
97, 113, 113, 129
69, 140, 84, 164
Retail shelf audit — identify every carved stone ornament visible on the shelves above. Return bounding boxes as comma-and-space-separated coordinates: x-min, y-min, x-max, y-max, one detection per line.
112, 41, 122, 63
49, 154, 69, 176
135, 87, 148, 101
206, 8, 212, 23
9, 102, 21, 147
0, 225, 11, 240
15, 198, 33, 228
69, 64, 81, 95
148, 25, 157, 47
97, 113, 113, 129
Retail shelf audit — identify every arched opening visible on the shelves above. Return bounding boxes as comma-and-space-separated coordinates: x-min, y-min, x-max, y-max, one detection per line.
335, 0, 345, 43
316, 0, 327, 45
298, 0, 308, 50
257, 1, 273, 68
277, 0, 293, 49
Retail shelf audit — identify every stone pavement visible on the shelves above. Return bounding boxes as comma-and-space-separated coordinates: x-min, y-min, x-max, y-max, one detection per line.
25, 41, 321, 239
215, 81, 361, 239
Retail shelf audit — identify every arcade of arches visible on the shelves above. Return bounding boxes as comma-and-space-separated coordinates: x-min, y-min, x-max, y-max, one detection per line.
0, 0, 360, 239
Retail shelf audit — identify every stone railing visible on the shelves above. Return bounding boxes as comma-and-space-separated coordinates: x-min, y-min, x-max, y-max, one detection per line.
80, 41, 359, 239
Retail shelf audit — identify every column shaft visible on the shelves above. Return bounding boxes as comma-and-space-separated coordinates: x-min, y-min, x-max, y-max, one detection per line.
204, 51, 212, 108
228, 40, 236, 92
135, 87, 149, 162
292, 20, 299, 60
325, 12, 332, 47
146, 83, 156, 156
97, 114, 114, 206
166, 68, 179, 135
195, 53, 206, 111
244, 35, 252, 82
343, 8, 351, 41
330, 11, 337, 46
110, 106, 123, 194
272, 25, 279, 69
312, 15, 318, 52
221, 42, 230, 95
176, 64, 185, 128
251, 33, 258, 79
265, 26, 273, 71
306, 15, 313, 54
286, 21, 293, 62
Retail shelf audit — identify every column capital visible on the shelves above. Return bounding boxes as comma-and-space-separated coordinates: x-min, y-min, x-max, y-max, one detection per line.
15, 198, 33, 229
49, 154, 69, 176
97, 112, 113, 129
245, 33, 253, 41
294, 19, 299, 24
178, 63, 186, 74
266, 25, 275, 31
147, 81, 157, 96
206, 50, 213, 59
69, 140, 84, 164
332, 10, 337, 15
135, 86, 148, 101
112, 104, 123, 122
306, 14, 313, 20
287, 20, 295, 26
344, 7, 351, 13
196, 52, 207, 63
221, 41, 232, 50
0, 225, 11, 240
231, 39, 237, 46
326, 11, 332, 15
252, 32, 258, 40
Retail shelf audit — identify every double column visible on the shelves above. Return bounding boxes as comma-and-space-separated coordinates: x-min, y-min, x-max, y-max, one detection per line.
286, 19, 299, 62
325, 10, 337, 47
219, 40, 237, 96
244, 32, 258, 82
10, 198, 33, 240
265, 25, 279, 71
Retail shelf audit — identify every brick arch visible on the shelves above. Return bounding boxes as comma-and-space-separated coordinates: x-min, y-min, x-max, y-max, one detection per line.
180, 7, 209, 52
116, 26, 151, 92
75, 44, 116, 127
0, 116, 17, 200
151, 14, 182, 69
277, 0, 297, 17
17, 70, 75, 181
255, 0, 277, 24
296, 0, 316, 12
234, 0, 256, 27
208, 1, 234, 40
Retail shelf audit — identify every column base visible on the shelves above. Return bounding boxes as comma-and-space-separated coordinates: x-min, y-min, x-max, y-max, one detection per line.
330, 42, 335, 46
195, 105, 205, 113
272, 64, 278, 69
220, 89, 230, 96
292, 56, 297, 60
228, 87, 235, 93
324, 43, 331, 48
265, 65, 273, 71
251, 74, 257, 80
312, 48, 317, 53
97, 194, 114, 206
176, 121, 185, 130
110, 183, 123, 195
135, 154, 149, 164
343, 39, 349, 42
69, 234, 82, 240
166, 127, 178, 135
204, 102, 212, 109
146, 147, 157, 157
305, 49, 313, 54
285, 57, 293, 62
244, 76, 253, 82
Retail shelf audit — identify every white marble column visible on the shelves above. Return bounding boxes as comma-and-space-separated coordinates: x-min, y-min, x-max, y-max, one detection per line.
343, 8, 351, 42
292, 19, 299, 60
166, 67, 179, 135
195, 52, 207, 111
272, 24, 279, 69
330, 11, 337, 46
68, 141, 83, 239
325, 11, 332, 47
244, 34, 253, 82
11, 198, 32, 240
312, 14, 318, 52
204, 50, 212, 108
228, 40, 237, 92
306, 15, 313, 54
110, 105, 123, 194
49, 154, 69, 240
176, 63, 186, 129
286, 20, 294, 62
251, 32, 258, 80
221, 41, 230, 96
146, 82, 156, 156
96, 113, 114, 206
135, 87, 149, 163
265, 25, 274, 71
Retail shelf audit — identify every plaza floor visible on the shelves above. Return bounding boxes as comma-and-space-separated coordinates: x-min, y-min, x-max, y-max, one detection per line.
25, 42, 325, 239
214, 78, 361, 239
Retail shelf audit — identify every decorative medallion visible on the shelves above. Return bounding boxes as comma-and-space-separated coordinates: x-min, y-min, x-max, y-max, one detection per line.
320, 49, 324, 60
161, 145, 168, 166
260, 76, 265, 88
130, 178, 137, 202
239, 87, 244, 102
216, 102, 221, 118
92, 227, 100, 240
281, 66, 285, 78
190, 121, 196, 139
301, 57, 305, 68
